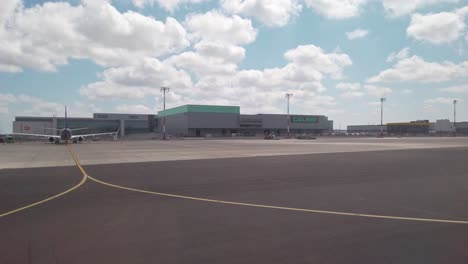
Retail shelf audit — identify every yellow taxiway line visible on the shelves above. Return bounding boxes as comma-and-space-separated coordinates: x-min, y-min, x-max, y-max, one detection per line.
4, 145, 468, 225
63, 144, 466, 225
87, 175, 468, 225
0, 144, 87, 218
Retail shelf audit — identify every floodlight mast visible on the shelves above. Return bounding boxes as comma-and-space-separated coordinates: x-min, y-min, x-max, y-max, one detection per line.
454, 99, 457, 137
286, 93, 293, 138
161, 86, 170, 140
380, 97, 386, 137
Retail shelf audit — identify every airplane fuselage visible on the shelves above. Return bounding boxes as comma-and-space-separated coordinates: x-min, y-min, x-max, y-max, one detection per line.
60, 128, 72, 141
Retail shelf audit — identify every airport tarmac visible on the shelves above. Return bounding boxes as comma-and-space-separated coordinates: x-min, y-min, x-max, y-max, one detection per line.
1, 139, 468, 263
2, 137, 468, 169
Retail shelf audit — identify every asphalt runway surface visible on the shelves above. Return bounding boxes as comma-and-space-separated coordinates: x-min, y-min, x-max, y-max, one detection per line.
1, 147, 468, 263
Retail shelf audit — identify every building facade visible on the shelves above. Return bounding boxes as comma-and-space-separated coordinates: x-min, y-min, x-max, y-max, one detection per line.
93, 113, 157, 136
455, 122, 468, 134
347, 125, 386, 134
159, 105, 332, 137
386, 120, 430, 135
13, 117, 57, 135
12, 104, 332, 138
13, 114, 156, 137
430, 119, 455, 134
348, 120, 468, 136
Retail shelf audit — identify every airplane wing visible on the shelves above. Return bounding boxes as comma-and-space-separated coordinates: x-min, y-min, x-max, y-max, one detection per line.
45, 127, 88, 131
71, 131, 118, 139
9, 133, 60, 138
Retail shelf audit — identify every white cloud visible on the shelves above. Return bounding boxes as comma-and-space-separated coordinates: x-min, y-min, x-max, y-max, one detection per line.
0, 93, 100, 117
458, 5, 468, 16
167, 11, 256, 78
402, 89, 413, 94
336, 82, 361, 90
167, 52, 238, 77
407, 11, 466, 44
337, 83, 391, 98
341, 91, 365, 98
382, 0, 460, 17
364, 85, 392, 96
386, 47, 410, 62
425, 97, 462, 104
116, 104, 154, 114
131, 0, 207, 12
205, 44, 352, 94
284, 44, 352, 79
195, 41, 246, 63
368, 56, 468, 83
0, 0, 189, 72
184, 10, 257, 45
346, 29, 368, 40
221, 0, 302, 27
0, 0, 20, 24
165, 11, 256, 78
69, 102, 102, 117
201, 43, 353, 107
337, 82, 363, 97
0, 93, 17, 104
81, 44, 350, 116
423, 96, 463, 118
0, 92, 104, 132
166, 41, 245, 77
440, 84, 468, 93
232, 67, 325, 92
80, 58, 193, 100
81, 84, 152, 100
303, 0, 367, 19
21, 102, 62, 116
11, 94, 63, 115
368, 101, 382, 106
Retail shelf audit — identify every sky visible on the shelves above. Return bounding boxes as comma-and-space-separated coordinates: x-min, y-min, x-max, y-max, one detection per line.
0, 0, 467, 132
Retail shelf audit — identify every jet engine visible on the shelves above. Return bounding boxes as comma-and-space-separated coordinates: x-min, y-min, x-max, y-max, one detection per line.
78, 136, 84, 142
48, 137, 55, 142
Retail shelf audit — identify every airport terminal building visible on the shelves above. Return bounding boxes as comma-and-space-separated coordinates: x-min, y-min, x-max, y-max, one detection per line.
12, 104, 332, 138
13, 113, 156, 137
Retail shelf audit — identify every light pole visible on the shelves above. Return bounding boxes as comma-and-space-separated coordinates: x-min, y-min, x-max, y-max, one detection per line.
161, 86, 170, 140
285, 93, 293, 138
380, 97, 386, 137
454, 99, 457, 137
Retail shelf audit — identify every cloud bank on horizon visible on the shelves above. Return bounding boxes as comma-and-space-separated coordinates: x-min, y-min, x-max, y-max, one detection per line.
0, 0, 467, 132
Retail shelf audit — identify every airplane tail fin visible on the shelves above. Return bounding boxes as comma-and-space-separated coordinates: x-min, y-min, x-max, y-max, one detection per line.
65, 106, 68, 129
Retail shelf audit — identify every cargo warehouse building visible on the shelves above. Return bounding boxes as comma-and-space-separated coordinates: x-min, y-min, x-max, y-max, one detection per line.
347, 120, 468, 135
12, 104, 332, 137
159, 105, 331, 137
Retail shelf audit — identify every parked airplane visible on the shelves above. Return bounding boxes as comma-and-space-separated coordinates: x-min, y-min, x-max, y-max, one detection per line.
10, 106, 119, 144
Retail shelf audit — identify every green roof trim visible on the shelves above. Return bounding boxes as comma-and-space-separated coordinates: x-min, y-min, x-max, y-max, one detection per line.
158, 105, 240, 117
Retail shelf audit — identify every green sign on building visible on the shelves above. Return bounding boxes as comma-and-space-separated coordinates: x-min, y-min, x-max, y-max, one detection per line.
291, 116, 318, 123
